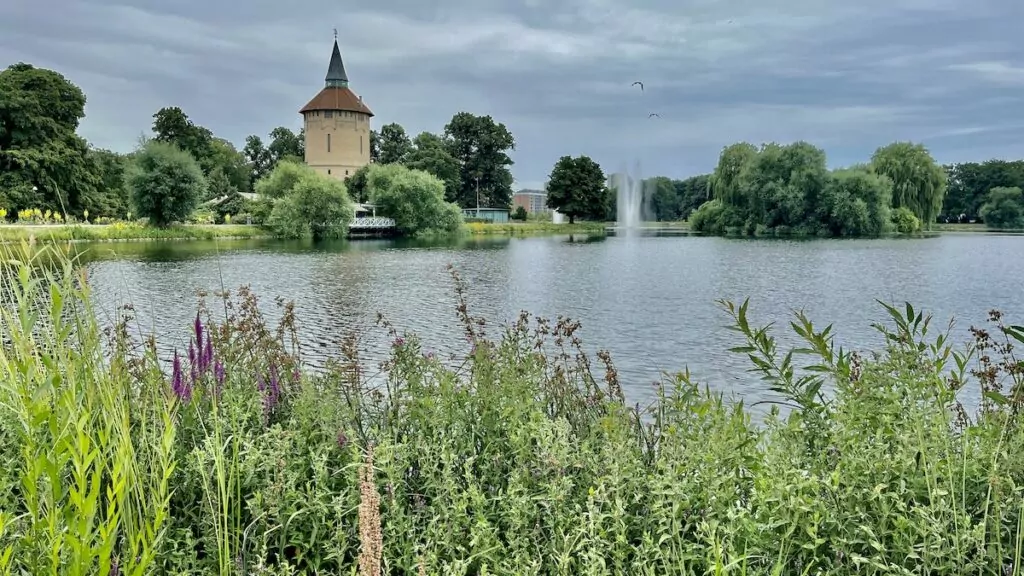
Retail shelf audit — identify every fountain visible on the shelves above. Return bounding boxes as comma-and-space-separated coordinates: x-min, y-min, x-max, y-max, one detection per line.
611, 161, 646, 229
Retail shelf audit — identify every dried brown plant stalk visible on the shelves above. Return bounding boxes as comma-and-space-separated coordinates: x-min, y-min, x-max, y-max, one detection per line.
358, 445, 382, 576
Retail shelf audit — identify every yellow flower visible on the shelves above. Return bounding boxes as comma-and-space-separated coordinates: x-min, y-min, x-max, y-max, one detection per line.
0, 208, 7, 219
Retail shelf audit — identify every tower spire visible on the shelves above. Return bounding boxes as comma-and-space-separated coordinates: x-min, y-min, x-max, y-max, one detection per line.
325, 32, 349, 88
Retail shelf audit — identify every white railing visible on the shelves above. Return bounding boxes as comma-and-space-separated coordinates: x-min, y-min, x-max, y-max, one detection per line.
350, 216, 396, 229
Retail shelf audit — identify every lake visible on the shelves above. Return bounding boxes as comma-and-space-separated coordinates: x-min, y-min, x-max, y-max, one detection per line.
74, 231, 1023, 408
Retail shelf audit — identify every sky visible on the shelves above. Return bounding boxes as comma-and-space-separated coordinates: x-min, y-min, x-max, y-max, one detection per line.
1, 0, 1022, 191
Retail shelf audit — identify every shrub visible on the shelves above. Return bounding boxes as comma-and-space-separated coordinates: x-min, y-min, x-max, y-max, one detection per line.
980, 186, 1024, 229
365, 164, 463, 236
890, 206, 920, 233
261, 165, 354, 239
127, 141, 207, 227
3, 246, 1024, 574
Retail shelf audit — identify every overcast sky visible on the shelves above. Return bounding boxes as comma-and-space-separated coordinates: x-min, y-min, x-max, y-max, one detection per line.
1, 0, 1021, 190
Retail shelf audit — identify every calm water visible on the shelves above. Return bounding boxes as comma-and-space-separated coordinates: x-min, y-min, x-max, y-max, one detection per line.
75, 231, 1024, 407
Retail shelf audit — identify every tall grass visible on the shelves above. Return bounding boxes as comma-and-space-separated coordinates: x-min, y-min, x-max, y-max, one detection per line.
1, 242, 1024, 574
0, 223, 268, 243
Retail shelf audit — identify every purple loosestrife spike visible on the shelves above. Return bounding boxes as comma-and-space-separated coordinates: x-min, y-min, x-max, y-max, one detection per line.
172, 352, 183, 399
188, 341, 198, 383
215, 360, 225, 388
292, 367, 301, 384
393, 337, 405, 348
194, 312, 204, 352
109, 557, 120, 576
203, 337, 214, 374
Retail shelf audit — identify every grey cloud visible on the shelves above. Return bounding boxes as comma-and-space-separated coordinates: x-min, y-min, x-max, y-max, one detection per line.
0, 0, 1020, 189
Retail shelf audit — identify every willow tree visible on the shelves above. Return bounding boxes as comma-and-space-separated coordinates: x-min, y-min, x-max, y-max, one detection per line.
710, 142, 758, 208
870, 142, 946, 229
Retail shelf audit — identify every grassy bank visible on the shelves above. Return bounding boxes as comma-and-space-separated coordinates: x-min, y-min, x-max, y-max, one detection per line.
934, 222, 1024, 233
2, 244, 1024, 574
0, 223, 270, 243
464, 220, 607, 236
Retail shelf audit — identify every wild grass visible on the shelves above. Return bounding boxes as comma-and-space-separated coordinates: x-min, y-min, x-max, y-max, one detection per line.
1, 241, 1024, 574
0, 223, 269, 243
463, 221, 607, 236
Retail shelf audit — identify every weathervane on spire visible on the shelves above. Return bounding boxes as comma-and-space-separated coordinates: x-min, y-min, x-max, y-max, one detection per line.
333, 28, 338, 40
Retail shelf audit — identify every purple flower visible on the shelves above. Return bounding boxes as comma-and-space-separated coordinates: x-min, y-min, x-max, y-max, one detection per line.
392, 337, 405, 348
171, 351, 191, 403
188, 341, 198, 383
194, 313, 204, 351
202, 337, 214, 373
214, 359, 225, 393
336, 429, 348, 448
292, 367, 301, 383
109, 557, 120, 576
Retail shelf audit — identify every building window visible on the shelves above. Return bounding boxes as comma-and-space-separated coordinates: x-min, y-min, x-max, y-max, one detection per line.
327, 133, 331, 152
328, 169, 331, 175
325, 110, 333, 118
360, 135, 363, 154
345, 170, 349, 176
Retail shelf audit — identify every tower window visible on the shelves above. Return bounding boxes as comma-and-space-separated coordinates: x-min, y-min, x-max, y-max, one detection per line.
327, 133, 331, 152
328, 169, 331, 175
360, 135, 363, 154
345, 170, 349, 176
325, 110, 333, 118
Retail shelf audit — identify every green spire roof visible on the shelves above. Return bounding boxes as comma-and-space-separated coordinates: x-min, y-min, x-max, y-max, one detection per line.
325, 39, 349, 88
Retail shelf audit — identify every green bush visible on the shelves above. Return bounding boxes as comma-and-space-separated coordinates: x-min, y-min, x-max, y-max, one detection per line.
127, 141, 207, 227
365, 164, 463, 236
257, 162, 355, 239
980, 186, 1024, 229
3, 245, 1024, 574
891, 206, 921, 233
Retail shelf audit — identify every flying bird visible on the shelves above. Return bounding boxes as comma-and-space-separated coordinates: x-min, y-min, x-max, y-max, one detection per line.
632, 81, 644, 91
648, 113, 661, 118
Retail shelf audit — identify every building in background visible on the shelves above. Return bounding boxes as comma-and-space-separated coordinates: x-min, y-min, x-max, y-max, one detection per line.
300, 37, 374, 180
512, 189, 548, 213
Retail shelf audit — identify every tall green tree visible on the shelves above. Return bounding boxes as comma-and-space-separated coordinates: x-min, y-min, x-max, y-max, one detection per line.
979, 187, 1024, 229
267, 126, 304, 164
243, 135, 273, 186
648, 176, 681, 221
943, 160, 1024, 222
152, 107, 213, 162
369, 129, 381, 163
82, 148, 130, 218
377, 123, 412, 165
344, 165, 371, 203
545, 155, 606, 224
127, 141, 207, 226
443, 112, 515, 209
404, 132, 460, 202
711, 142, 758, 207
675, 174, 712, 220
870, 142, 946, 228
821, 166, 893, 236
0, 63, 102, 214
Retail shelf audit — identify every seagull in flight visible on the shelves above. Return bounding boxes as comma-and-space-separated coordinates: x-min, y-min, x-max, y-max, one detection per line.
632, 81, 644, 91
648, 113, 661, 118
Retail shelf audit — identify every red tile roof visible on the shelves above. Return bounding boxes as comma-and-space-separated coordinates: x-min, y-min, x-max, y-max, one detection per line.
299, 87, 374, 116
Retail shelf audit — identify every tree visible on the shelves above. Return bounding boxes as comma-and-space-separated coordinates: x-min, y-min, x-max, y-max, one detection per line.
127, 141, 207, 226
675, 174, 712, 220
365, 164, 463, 236
821, 167, 892, 236
243, 135, 273, 186
648, 176, 680, 221
711, 142, 758, 207
545, 155, 606, 224
344, 165, 371, 203
512, 206, 528, 221
0, 63, 103, 214
943, 160, 1024, 222
255, 159, 312, 200
979, 187, 1024, 229
403, 132, 460, 202
377, 123, 412, 165
443, 112, 515, 209
267, 126, 304, 164
82, 148, 130, 218
369, 129, 381, 163
152, 107, 213, 164
260, 162, 354, 239
870, 142, 946, 229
